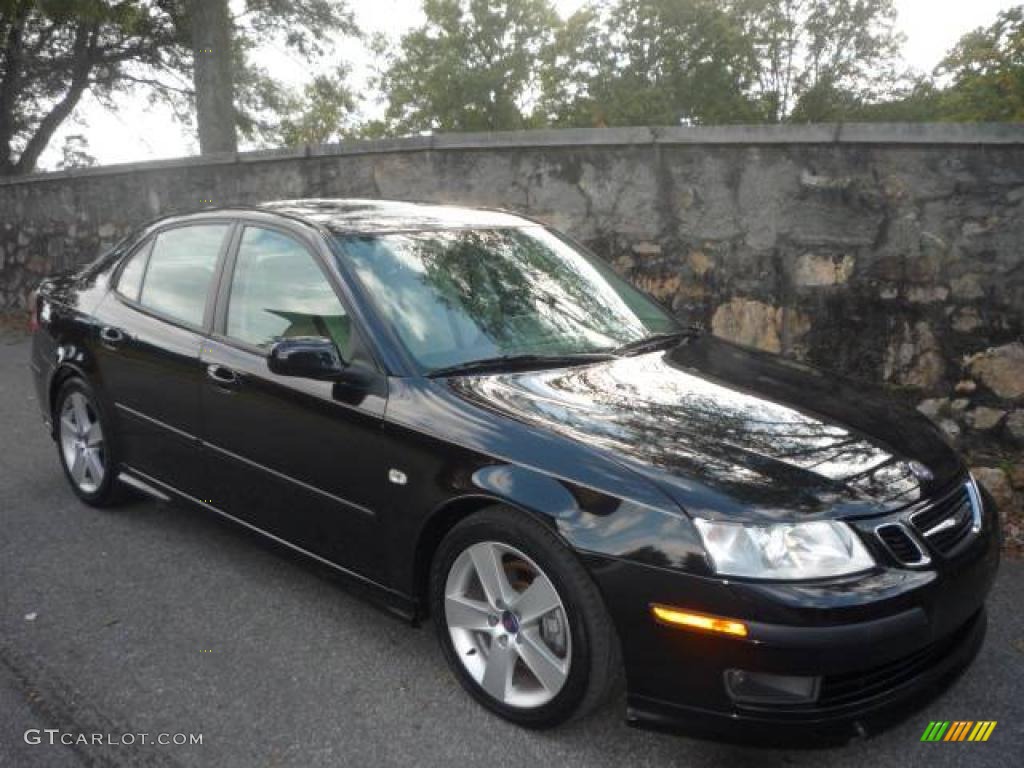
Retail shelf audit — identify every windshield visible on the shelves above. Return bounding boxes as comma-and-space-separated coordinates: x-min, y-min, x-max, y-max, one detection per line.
332, 226, 681, 372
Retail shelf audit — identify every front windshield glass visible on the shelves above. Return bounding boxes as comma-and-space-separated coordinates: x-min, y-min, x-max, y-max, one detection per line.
332, 226, 681, 372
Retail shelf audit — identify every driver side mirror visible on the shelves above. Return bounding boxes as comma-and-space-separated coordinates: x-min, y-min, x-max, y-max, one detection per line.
268, 337, 345, 380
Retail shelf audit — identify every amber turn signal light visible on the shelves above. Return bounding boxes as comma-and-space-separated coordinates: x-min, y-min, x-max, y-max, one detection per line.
650, 605, 748, 637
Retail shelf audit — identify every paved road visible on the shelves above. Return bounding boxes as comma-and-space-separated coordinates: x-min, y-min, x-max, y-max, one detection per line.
1, 332, 1021, 767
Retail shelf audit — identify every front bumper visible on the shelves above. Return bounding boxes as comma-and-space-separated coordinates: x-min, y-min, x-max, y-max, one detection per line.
584, 487, 1001, 743
625, 607, 986, 744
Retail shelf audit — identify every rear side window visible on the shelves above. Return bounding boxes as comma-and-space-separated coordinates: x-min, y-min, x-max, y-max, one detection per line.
139, 225, 229, 327
116, 242, 151, 301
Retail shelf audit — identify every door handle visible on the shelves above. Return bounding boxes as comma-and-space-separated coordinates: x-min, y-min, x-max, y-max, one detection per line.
99, 326, 125, 345
206, 364, 240, 388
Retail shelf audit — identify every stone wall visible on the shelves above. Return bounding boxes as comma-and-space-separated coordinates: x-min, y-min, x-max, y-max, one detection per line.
1, 124, 1022, 545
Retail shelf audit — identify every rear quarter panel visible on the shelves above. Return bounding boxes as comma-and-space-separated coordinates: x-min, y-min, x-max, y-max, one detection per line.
31, 271, 112, 430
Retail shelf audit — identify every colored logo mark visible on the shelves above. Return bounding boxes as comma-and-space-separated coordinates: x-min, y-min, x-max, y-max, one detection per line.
920, 721, 997, 742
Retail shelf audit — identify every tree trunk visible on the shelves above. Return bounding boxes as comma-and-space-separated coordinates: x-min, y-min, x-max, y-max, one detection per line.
190, 0, 236, 154
0, 1, 33, 173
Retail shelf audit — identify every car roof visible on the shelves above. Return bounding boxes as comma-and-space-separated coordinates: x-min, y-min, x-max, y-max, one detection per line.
253, 198, 540, 234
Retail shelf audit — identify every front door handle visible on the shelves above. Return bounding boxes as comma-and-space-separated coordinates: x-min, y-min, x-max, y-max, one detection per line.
206, 364, 240, 388
99, 326, 125, 345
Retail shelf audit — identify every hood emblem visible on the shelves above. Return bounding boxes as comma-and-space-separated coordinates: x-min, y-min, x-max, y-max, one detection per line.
907, 461, 933, 483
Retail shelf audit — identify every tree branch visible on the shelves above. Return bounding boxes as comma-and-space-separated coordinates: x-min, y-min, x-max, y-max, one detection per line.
107, 72, 194, 96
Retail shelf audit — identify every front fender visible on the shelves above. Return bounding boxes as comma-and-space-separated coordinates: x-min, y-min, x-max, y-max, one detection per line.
466, 463, 710, 575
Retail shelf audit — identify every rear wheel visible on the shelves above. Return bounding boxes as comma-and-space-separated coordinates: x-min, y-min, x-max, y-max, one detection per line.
429, 506, 620, 728
55, 378, 125, 507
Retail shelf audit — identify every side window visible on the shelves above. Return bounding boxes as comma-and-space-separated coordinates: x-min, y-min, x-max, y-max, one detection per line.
226, 227, 351, 354
116, 241, 151, 301
139, 225, 229, 327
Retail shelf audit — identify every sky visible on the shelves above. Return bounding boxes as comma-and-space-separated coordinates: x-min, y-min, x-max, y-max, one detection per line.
38, 0, 1021, 171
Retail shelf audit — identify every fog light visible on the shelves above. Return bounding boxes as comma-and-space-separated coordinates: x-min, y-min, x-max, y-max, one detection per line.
724, 669, 820, 705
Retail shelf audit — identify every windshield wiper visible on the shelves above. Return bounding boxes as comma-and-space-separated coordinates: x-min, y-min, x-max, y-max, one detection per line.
426, 352, 615, 378
613, 329, 698, 357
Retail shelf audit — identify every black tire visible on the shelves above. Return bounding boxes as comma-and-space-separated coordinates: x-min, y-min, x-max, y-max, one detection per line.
429, 505, 621, 728
53, 377, 127, 507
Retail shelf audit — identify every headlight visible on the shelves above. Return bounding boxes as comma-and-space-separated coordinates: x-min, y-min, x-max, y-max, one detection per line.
693, 519, 874, 580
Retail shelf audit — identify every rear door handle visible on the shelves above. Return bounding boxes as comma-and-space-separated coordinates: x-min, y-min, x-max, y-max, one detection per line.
99, 326, 125, 346
206, 364, 240, 388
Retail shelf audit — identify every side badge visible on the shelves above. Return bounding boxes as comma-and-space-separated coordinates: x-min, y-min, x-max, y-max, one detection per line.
388, 469, 408, 486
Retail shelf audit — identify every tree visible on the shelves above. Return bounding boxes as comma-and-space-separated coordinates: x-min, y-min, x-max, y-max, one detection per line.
278, 66, 358, 146
0, 0, 357, 175
935, 5, 1024, 122
540, 0, 761, 127
541, 0, 908, 127
377, 0, 560, 134
733, 0, 906, 123
0, 1, 186, 175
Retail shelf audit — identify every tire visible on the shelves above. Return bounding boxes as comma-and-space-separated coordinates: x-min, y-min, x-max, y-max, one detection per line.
54, 377, 126, 507
429, 505, 621, 728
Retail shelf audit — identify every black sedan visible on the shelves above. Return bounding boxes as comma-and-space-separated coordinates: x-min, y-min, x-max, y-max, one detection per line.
29, 199, 1000, 740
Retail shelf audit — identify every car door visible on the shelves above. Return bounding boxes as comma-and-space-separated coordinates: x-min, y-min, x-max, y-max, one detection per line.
199, 223, 390, 579
92, 221, 233, 497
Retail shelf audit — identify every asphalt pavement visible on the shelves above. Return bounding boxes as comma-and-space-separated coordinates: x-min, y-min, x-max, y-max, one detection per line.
1, 331, 1021, 768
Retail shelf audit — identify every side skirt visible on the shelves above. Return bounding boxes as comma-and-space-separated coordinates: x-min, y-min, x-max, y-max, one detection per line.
117, 465, 419, 622
117, 470, 171, 502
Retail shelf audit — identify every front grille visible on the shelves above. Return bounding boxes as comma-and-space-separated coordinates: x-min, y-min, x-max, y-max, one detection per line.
870, 481, 980, 565
909, 483, 977, 556
876, 523, 926, 565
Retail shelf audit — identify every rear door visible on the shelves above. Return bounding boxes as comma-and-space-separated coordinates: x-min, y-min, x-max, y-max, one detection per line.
92, 221, 233, 497
199, 223, 390, 578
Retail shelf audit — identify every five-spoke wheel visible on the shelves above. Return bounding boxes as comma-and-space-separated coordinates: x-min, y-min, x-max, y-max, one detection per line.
430, 506, 620, 728
445, 541, 571, 708
59, 390, 106, 494
54, 378, 124, 506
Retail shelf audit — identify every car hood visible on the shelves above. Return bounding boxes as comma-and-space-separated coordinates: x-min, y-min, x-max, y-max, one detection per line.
447, 335, 963, 522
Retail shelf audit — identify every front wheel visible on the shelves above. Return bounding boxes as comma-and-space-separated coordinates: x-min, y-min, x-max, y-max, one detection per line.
429, 506, 620, 728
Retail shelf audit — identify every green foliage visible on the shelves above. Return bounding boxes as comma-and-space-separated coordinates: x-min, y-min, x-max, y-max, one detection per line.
847, 78, 946, 122
56, 132, 96, 169
235, 0, 356, 59
5, 0, 1023, 172
277, 66, 358, 146
936, 5, 1024, 122
539, 0, 909, 127
0, 0, 188, 174
370, 1, 1024, 132
228, 0, 360, 145
0, 0, 357, 174
378, 0, 911, 131
735, 0, 906, 123
539, 1, 762, 127
376, 0, 559, 133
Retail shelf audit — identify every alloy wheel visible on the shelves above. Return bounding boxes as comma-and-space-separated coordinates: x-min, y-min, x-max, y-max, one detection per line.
59, 391, 106, 494
444, 541, 572, 709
